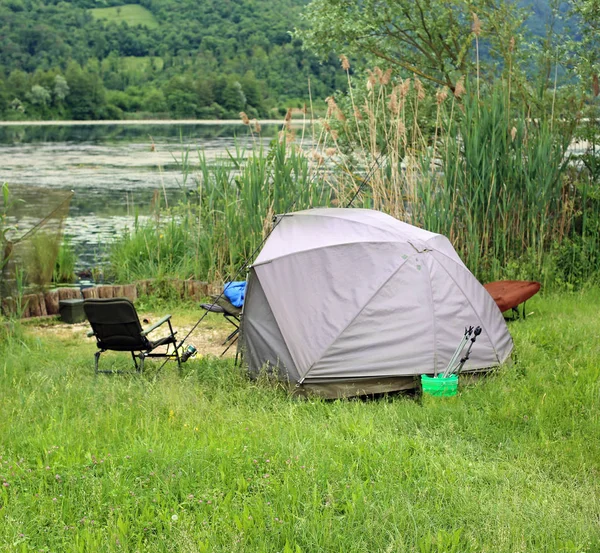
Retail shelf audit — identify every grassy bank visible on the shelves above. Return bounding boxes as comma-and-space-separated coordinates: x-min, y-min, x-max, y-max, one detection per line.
1, 290, 599, 551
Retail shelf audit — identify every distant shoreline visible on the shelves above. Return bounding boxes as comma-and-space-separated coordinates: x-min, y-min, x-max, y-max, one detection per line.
0, 119, 306, 127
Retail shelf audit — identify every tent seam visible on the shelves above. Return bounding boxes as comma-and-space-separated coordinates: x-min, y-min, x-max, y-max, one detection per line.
421, 255, 438, 374
430, 254, 504, 363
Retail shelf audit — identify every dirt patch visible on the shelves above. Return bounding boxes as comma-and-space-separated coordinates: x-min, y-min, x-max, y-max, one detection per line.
29, 312, 237, 358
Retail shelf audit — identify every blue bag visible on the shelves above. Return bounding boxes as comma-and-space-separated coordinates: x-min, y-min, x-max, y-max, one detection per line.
223, 281, 247, 307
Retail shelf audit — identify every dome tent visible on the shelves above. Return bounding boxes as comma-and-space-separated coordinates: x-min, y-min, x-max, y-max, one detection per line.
240, 208, 513, 398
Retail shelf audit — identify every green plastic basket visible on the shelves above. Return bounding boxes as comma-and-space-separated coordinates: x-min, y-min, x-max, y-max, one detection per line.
421, 374, 458, 397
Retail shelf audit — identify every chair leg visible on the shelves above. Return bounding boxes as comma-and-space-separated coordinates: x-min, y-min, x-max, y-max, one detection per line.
222, 328, 239, 345
94, 351, 102, 374
138, 354, 145, 373
131, 352, 139, 371
220, 333, 239, 357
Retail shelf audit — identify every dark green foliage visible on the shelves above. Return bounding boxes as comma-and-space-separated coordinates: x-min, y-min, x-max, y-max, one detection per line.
0, 0, 346, 120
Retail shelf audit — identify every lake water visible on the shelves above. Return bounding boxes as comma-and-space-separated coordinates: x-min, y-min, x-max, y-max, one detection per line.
0, 122, 279, 271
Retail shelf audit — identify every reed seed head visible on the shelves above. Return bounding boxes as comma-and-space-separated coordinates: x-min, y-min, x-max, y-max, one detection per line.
400, 79, 411, 98
454, 77, 466, 98
325, 96, 337, 117
240, 112, 250, 125
396, 120, 406, 136
382, 68, 392, 86
436, 87, 448, 105
593, 74, 599, 97
374, 67, 383, 84
472, 13, 482, 37
367, 69, 377, 88
339, 55, 350, 71
325, 147, 337, 157
414, 78, 425, 101
388, 88, 399, 114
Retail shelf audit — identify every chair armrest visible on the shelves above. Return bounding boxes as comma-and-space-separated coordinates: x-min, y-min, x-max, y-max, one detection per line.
141, 314, 172, 337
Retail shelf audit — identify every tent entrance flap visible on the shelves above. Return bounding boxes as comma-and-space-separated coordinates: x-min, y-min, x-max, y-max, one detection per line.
241, 269, 299, 383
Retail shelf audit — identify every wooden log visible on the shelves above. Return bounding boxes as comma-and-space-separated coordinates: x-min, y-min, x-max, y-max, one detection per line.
44, 289, 60, 315
135, 280, 149, 296
1, 297, 16, 317
37, 293, 48, 317
82, 287, 99, 299
197, 281, 211, 298
58, 287, 82, 301
27, 294, 42, 318
187, 280, 210, 300
170, 279, 185, 298
97, 285, 113, 299
20, 294, 33, 318
208, 283, 220, 296
112, 285, 124, 298
184, 279, 194, 299
122, 284, 137, 302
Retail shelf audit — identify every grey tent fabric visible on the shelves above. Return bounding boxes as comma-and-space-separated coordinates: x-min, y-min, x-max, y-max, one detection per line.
240, 208, 513, 397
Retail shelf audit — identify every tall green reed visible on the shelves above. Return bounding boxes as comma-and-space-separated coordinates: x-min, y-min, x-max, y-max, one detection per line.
315, 71, 597, 288
414, 82, 573, 281
109, 138, 329, 284
109, 72, 599, 290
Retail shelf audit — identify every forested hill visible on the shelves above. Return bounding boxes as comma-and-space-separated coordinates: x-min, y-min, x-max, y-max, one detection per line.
0, 0, 560, 121
0, 0, 346, 120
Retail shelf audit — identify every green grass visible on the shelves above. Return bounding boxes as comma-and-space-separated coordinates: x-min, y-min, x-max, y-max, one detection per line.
90, 5, 159, 29
1, 291, 600, 552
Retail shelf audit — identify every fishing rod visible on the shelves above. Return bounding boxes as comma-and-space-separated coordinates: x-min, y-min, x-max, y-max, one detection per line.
455, 326, 482, 375
345, 151, 384, 208
441, 326, 473, 378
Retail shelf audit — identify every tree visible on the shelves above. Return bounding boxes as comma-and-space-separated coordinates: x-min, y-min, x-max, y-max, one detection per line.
27, 84, 51, 106
53, 75, 69, 103
567, 0, 599, 87
299, 0, 525, 90
64, 62, 106, 119
221, 80, 246, 112
144, 89, 167, 113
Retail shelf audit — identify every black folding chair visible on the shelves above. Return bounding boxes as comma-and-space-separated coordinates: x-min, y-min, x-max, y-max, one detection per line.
84, 298, 181, 373
200, 295, 242, 358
